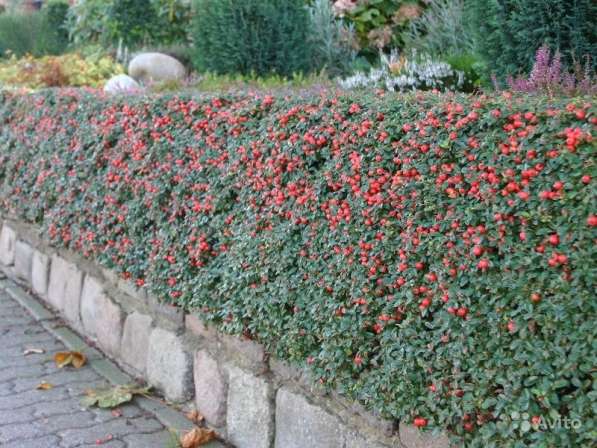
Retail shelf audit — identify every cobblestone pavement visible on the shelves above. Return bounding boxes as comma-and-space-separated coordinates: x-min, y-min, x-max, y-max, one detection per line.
0, 288, 176, 448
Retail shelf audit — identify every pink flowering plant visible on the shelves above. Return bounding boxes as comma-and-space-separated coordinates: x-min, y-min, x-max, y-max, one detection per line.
506, 45, 596, 97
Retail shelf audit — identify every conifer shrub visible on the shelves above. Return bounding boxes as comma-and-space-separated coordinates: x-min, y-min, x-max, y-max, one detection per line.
466, 0, 597, 79
191, 0, 313, 76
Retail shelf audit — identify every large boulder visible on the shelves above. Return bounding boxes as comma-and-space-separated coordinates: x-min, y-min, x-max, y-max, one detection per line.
128, 52, 186, 84
103, 74, 142, 95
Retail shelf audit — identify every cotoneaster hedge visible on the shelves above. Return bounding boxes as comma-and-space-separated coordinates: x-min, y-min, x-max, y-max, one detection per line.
0, 89, 595, 447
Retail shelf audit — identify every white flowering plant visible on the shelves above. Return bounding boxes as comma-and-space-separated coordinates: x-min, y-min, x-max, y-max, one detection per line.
339, 49, 466, 91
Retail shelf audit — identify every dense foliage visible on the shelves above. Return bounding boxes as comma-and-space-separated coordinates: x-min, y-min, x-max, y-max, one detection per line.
333, 0, 426, 56
66, 0, 190, 48
0, 90, 595, 446
466, 0, 597, 79
0, 5, 68, 58
191, 0, 313, 76
0, 53, 122, 90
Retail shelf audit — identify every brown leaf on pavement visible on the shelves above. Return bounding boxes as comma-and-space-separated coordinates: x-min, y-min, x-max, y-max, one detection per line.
180, 427, 216, 448
36, 381, 53, 390
54, 351, 87, 369
185, 409, 205, 424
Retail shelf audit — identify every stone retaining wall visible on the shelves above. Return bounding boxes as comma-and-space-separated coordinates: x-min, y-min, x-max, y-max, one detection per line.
0, 217, 451, 448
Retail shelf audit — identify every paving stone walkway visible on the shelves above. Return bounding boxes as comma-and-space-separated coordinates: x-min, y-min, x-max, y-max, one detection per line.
0, 288, 176, 448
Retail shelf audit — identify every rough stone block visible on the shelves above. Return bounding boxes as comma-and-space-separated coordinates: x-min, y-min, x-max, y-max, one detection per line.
47, 255, 83, 328
120, 311, 153, 374
221, 333, 267, 372
118, 278, 147, 302
194, 349, 227, 427
14, 241, 33, 283
31, 250, 50, 298
399, 422, 451, 448
80, 275, 124, 357
227, 367, 274, 448
186, 314, 218, 342
345, 434, 391, 448
148, 295, 184, 332
147, 328, 192, 402
0, 224, 16, 266
274, 388, 345, 448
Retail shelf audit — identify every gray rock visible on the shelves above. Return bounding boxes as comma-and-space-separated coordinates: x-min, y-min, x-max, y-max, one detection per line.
103, 74, 142, 94
146, 327, 192, 402
47, 255, 83, 329
14, 240, 33, 283
80, 275, 124, 357
194, 349, 227, 427
399, 422, 451, 448
274, 388, 345, 448
31, 250, 50, 298
0, 223, 16, 266
128, 52, 186, 84
227, 367, 274, 448
120, 311, 153, 374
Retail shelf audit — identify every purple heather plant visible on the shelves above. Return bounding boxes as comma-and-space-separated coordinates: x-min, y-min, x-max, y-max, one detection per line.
506, 45, 596, 96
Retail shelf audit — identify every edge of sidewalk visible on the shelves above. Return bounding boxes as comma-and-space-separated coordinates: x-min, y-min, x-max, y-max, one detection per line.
0, 273, 226, 448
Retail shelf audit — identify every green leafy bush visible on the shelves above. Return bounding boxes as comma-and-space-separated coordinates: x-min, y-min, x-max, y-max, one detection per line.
67, 0, 190, 48
191, 0, 314, 76
0, 90, 595, 447
335, 0, 427, 57
41, 0, 70, 55
466, 0, 597, 79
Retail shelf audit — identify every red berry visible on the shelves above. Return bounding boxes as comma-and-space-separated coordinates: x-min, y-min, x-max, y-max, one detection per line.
588, 215, 597, 227
477, 259, 489, 270
531, 415, 542, 426
457, 307, 468, 318
507, 320, 516, 333
548, 234, 559, 246
581, 175, 591, 184
472, 246, 483, 257
530, 293, 541, 303
413, 417, 428, 428
553, 181, 564, 190
415, 262, 425, 270
463, 422, 474, 432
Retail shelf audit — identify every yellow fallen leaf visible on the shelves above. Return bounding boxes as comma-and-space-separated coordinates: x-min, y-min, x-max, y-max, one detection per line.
36, 381, 53, 390
23, 348, 45, 356
180, 427, 216, 448
54, 351, 87, 369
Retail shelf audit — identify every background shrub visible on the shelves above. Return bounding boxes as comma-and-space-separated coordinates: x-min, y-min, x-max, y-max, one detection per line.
106, 0, 159, 46
67, 0, 190, 49
191, 0, 314, 76
307, 0, 358, 77
41, 0, 70, 55
402, 0, 473, 57
466, 0, 597, 79
0, 89, 594, 446
0, 4, 68, 59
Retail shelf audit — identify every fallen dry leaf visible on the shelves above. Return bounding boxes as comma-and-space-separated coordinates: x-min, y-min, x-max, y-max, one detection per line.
36, 381, 53, 390
185, 409, 205, 424
54, 351, 87, 369
111, 408, 123, 417
81, 384, 151, 409
180, 427, 216, 448
23, 348, 45, 356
